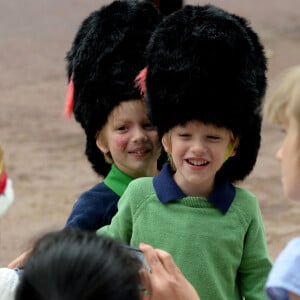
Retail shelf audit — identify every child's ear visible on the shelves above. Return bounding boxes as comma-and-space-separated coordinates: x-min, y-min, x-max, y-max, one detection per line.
162, 134, 172, 153
96, 132, 109, 154
224, 138, 239, 162
228, 138, 240, 158
231, 138, 240, 157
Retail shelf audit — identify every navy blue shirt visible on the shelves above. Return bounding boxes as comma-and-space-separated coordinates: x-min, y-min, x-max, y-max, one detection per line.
65, 164, 134, 230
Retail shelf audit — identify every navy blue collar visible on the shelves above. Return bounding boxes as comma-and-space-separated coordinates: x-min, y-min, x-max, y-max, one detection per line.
153, 163, 235, 214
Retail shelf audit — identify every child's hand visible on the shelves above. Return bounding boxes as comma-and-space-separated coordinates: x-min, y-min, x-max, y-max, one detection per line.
139, 243, 200, 300
8, 249, 31, 269
289, 292, 300, 300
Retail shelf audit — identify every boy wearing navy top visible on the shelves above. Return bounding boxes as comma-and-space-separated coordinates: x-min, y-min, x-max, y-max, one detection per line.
63, 0, 162, 230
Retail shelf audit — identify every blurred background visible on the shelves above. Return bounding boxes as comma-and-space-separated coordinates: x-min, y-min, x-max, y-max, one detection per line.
1, 0, 300, 265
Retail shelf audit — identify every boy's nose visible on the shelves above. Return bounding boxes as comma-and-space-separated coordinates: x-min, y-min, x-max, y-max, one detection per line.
133, 127, 148, 142
191, 139, 206, 154
276, 145, 283, 161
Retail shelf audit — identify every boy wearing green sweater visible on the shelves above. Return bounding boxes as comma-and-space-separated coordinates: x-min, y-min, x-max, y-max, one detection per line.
98, 5, 272, 299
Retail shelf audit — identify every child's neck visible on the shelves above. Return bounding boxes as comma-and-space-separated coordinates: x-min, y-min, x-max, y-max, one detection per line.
173, 173, 215, 197
132, 167, 159, 178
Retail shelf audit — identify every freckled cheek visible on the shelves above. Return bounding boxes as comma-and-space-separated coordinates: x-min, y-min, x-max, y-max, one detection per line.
149, 132, 160, 145
112, 136, 128, 150
171, 147, 186, 159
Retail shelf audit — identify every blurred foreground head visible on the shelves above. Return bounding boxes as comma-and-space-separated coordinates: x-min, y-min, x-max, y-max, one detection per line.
16, 230, 142, 300
264, 65, 300, 132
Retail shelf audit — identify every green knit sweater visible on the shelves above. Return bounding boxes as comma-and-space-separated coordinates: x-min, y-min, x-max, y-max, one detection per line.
98, 177, 272, 300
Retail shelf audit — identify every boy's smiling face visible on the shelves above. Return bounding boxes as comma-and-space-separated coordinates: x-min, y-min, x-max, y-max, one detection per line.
96, 99, 161, 178
162, 121, 236, 197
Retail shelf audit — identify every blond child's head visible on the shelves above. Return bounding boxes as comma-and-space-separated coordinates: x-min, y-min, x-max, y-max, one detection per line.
263, 65, 300, 200
161, 121, 239, 196
264, 65, 300, 141
142, 5, 267, 184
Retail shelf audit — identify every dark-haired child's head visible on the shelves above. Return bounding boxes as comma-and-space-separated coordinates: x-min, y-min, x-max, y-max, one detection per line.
16, 230, 142, 300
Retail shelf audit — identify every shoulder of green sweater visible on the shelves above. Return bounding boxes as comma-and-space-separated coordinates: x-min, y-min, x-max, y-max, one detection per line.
119, 177, 157, 216
126, 177, 154, 193
234, 186, 257, 201
121, 177, 155, 204
232, 186, 262, 215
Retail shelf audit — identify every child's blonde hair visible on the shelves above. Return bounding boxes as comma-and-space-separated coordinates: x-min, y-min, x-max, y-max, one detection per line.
264, 65, 300, 131
264, 65, 300, 164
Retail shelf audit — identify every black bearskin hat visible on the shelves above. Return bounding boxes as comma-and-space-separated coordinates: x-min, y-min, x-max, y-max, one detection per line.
145, 5, 267, 183
65, 0, 161, 176
156, 0, 183, 15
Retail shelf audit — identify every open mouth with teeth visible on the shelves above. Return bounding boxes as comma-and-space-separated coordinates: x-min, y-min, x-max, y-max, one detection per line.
186, 159, 209, 166
129, 148, 150, 156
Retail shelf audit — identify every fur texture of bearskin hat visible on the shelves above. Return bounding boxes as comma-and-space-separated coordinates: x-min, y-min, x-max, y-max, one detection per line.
66, 0, 161, 176
145, 5, 267, 183
155, 0, 183, 15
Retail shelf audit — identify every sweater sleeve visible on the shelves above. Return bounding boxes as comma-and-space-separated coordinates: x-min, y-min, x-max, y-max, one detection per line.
265, 237, 300, 299
97, 177, 154, 243
97, 181, 137, 244
238, 197, 272, 300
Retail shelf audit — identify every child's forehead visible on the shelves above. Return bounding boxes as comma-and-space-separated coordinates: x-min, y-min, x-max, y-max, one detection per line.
174, 120, 232, 132
106, 99, 148, 124
111, 99, 145, 116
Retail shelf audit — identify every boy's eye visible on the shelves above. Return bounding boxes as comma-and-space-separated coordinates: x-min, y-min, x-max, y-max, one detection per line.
115, 125, 128, 131
143, 123, 155, 130
206, 135, 221, 140
178, 133, 191, 138
206, 134, 221, 143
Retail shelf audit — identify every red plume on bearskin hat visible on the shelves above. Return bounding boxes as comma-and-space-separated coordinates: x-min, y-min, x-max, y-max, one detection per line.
65, 1, 162, 176
65, 0, 184, 176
